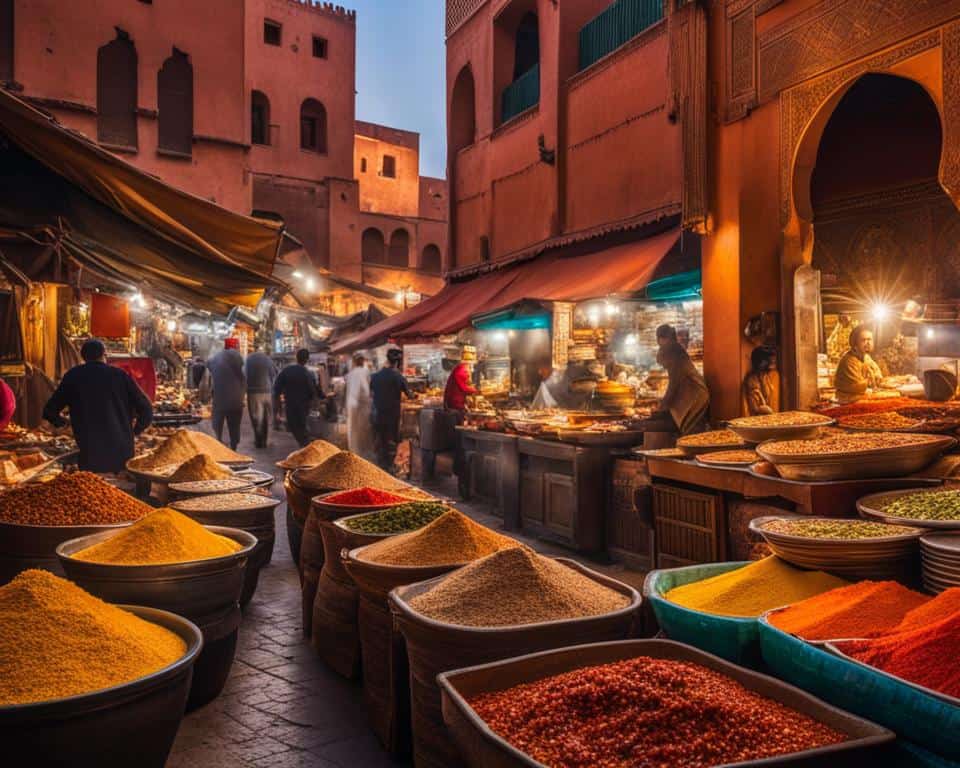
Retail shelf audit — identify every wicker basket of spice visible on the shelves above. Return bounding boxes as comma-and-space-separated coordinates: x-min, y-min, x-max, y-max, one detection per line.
437, 639, 894, 768
390, 549, 641, 768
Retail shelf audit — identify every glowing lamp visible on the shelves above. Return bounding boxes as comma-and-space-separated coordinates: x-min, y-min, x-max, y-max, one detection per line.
870, 303, 891, 323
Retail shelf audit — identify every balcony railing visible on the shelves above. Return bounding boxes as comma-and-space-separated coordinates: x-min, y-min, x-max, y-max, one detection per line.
578, 0, 664, 72
501, 63, 540, 124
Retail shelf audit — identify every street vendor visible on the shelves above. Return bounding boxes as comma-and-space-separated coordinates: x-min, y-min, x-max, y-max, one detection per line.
741, 346, 780, 416
42, 339, 153, 473
443, 357, 477, 412
834, 326, 884, 403
643, 325, 709, 435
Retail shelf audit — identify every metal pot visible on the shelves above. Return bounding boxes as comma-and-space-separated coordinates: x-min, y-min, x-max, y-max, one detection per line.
0, 519, 132, 585
0, 605, 202, 768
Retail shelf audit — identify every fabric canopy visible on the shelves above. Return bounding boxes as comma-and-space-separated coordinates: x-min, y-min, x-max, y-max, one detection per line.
333, 227, 679, 352
0, 88, 285, 312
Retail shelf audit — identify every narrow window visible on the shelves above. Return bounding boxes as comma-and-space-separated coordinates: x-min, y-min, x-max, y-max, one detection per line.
300, 98, 327, 153
361, 228, 386, 264
388, 230, 409, 267
360, 157, 367, 173
157, 48, 193, 155
97, 30, 138, 149
382, 155, 396, 178
251, 90, 270, 145
312, 36, 327, 58
0, 0, 13, 83
421, 244, 442, 274
263, 20, 281, 46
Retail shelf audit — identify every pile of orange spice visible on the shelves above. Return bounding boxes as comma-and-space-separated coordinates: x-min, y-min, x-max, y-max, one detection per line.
769, 581, 929, 641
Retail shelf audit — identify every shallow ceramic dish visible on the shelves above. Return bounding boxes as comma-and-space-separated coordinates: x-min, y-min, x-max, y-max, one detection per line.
858, 487, 960, 530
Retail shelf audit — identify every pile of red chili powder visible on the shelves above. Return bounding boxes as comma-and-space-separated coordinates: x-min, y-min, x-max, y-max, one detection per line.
324, 487, 409, 506
840, 603, 960, 699
468, 656, 846, 767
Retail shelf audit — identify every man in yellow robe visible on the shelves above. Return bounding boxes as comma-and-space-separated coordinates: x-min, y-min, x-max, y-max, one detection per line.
834, 326, 883, 402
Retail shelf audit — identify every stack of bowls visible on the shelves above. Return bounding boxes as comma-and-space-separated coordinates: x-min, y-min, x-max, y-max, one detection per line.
749, 515, 924, 582
920, 532, 960, 593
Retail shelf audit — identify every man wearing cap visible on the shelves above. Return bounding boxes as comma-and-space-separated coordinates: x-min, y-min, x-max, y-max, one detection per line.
370, 348, 413, 471
43, 339, 153, 472
206, 338, 246, 450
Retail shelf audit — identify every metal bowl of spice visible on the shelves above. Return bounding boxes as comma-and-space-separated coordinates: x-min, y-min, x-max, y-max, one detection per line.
727, 411, 836, 443
858, 487, 960, 530
750, 515, 924, 582
167, 477, 256, 496
312, 487, 427, 517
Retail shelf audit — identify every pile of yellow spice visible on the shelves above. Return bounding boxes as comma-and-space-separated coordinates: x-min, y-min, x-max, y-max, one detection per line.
0, 570, 186, 705
128, 429, 251, 471
73, 508, 242, 565
167, 454, 234, 483
663, 556, 848, 618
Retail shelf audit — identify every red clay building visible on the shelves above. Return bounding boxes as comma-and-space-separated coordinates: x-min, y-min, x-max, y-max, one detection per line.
1, 0, 443, 301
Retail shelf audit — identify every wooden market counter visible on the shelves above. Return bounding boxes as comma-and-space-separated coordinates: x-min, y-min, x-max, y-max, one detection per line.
644, 456, 942, 568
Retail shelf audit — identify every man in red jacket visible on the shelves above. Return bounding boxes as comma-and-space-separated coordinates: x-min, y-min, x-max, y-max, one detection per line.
443, 360, 477, 411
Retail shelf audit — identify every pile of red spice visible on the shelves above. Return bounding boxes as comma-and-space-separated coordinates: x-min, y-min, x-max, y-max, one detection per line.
468, 656, 846, 767
840, 597, 960, 699
324, 487, 408, 506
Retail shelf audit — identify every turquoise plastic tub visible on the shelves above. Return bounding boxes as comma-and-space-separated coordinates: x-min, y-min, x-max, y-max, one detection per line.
759, 616, 960, 759
892, 741, 960, 768
642, 562, 765, 666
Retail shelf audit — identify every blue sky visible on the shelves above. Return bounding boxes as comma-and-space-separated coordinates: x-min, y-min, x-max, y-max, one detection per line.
350, 0, 447, 179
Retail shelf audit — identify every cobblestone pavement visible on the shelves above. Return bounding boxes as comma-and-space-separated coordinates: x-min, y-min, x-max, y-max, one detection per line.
168, 420, 644, 767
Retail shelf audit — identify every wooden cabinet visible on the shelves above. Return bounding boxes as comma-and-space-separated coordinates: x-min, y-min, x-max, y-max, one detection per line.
457, 429, 519, 528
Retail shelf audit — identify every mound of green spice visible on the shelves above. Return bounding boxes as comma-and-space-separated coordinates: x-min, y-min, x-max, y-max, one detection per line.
341, 502, 448, 535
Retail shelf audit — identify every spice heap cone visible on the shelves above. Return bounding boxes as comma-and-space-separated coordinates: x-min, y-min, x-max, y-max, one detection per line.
664, 556, 849, 617
168, 454, 234, 483
281, 439, 340, 468
129, 429, 251, 470
73, 508, 241, 565
359, 509, 518, 566
894, 588, 960, 633
769, 581, 929, 640
297, 450, 406, 491
0, 570, 186, 705
0, 471, 151, 526
409, 546, 629, 626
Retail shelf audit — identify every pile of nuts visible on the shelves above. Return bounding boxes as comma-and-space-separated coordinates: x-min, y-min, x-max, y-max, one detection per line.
677, 429, 746, 447
730, 410, 830, 427
838, 412, 922, 431
469, 656, 846, 766
0, 472, 151, 526
763, 432, 940, 456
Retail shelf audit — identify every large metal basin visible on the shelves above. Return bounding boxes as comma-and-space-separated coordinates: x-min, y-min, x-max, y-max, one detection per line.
0, 605, 202, 767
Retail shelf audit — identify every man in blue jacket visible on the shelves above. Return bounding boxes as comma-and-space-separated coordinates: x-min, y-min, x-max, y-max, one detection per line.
370, 348, 413, 471
43, 339, 153, 473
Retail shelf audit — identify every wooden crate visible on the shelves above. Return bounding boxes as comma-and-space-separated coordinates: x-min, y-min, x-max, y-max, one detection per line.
606, 458, 654, 571
652, 483, 725, 568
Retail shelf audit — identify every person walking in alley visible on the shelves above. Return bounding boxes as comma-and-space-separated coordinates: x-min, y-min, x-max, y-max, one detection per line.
206, 337, 246, 450
273, 348, 320, 447
344, 354, 373, 457
245, 344, 277, 449
370, 348, 413, 472
42, 339, 153, 472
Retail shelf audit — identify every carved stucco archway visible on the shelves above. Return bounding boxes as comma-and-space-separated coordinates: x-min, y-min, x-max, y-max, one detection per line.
777, 28, 960, 407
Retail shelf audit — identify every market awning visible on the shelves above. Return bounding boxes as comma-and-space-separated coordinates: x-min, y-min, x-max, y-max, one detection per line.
0, 88, 285, 312
332, 227, 680, 352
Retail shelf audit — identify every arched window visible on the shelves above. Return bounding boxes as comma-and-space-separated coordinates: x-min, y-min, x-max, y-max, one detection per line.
0, 0, 13, 82
300, 98, 327, 153
421, 244, 442, 274
514, 13, 539, 79
157, 48, 193, 155
361, 228, 385, 265
388, 230, 409, 268
251, 90, 270, 145
97, 30, 138, 149
450, 65, 476, 154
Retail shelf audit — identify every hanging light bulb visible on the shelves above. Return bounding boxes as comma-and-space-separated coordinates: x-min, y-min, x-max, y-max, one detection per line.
166, 319, 177, 333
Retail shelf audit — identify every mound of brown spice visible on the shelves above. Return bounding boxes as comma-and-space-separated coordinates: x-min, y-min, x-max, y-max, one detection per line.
167, 454, 234, 483
280, 439, 340, 468
408, 546, 630, 626
0, 570, 186, 705
358, 509, 517, 566
296, 450, 406, 491
129, 429, 251, 470
0, 471, 151, 526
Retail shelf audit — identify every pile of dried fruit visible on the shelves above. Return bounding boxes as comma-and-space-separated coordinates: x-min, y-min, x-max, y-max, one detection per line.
340, 502, 448, 534
762, 518, 921, 539
0, 471, 151, 526
763, 432, 940, 456
730, 411, 830, 427
677, 430, 746, 447
408, 546, 630, 626
468, 656, 847, 766
882, 489, 960, 521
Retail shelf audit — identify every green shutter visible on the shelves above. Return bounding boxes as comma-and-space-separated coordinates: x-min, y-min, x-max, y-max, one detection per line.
501, 63, 540, 123
578, 0, 664, 72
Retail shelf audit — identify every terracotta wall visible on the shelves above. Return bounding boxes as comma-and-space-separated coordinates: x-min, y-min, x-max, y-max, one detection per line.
354, 122, 420, 217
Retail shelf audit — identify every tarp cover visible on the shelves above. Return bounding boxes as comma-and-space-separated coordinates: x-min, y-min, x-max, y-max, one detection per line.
333, 227, 679, 352
0, 88, 284, 312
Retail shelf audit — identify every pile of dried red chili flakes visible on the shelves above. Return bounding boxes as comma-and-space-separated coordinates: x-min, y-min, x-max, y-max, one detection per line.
468, 656, 846, 767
